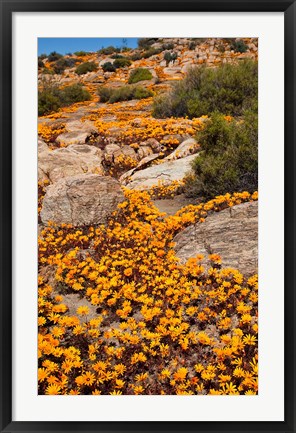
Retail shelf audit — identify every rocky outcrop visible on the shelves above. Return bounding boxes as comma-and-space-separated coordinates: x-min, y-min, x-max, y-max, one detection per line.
38, 138, 49, 153
121, 154, 196, 190
40, 174, 124, 226
173, 201, 258, 276
38, 144, 103, 183
164, 138, 199, 161
55, 120, 97, 146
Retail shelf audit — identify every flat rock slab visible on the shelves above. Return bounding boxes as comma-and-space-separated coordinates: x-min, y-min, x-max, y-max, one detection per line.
122, 154, 196, 190
173, 201, 258, 276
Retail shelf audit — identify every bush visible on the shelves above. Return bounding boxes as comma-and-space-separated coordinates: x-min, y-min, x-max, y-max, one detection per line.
38, 54, 47, 60
162, 42, 174, 50
75, 61, 97, 75
142, 47, 162, 59
38, 89, 61, 116
38, 59, 44, 68
74, 51, 90, 56
98, 85, 153, 103
113, 57, 132, 68
102, 62, 116, 72
59, 84, 91, 106
130, 52, 142, 61
38, 83, 91, 116
42, 67, 55, 75
137, 38, 158, 50
184, 112, 258, 198
111, 54, 125, 59
128, 68, 153, 84
153, 60, 257, 118
98, 46, 120, 55
231, 39, 248, 53
97, 87, 113, 102
47, 51, 63, 62
53, 57, 76, 74
164, 51, 178, 66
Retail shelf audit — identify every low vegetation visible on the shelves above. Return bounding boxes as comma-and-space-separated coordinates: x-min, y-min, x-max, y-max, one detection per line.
75, 61, 97, 75
128, 68, 153, 84
38, 83, 91, 116
98, 85, 153, 103
153, 60, 257, 118
184, 112, 258, 198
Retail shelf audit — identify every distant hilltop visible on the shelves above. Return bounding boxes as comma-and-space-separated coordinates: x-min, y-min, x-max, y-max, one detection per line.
38, 37, 258, 92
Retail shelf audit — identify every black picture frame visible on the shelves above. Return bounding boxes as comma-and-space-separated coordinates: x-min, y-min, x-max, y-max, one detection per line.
0, 1, 295, 432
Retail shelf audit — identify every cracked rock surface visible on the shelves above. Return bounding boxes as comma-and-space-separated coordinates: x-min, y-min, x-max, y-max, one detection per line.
121, 154, 197, 190
40, 174, 124, 226
173, 201, 258, 276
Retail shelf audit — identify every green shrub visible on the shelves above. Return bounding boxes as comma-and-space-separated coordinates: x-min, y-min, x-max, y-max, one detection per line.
130, 52, 142, 61
184, 112, 258, 198
162, 42, 174, 50
102, 62, 116, 72
38, 59, 44, 68
38, 83, 91, 116
42, 67, 55, 75
75, 61, 97, 75
97, 87, 113, 102
98, 46, 120, 55
128, 68, 153, 84
111, 54, 125, 59
142, 47, 162, 58
53, 57, 76, 74
74, 51, 90, 56
113, 57, 132, 68
38, 89, 61, 116
47, 51, 63, 62
137, 38, 158, 50
38, 54, 47, 60
153, 60, 257, 118
59, 84, 91, 106
98, 85, 153, 103
164, 51, 178, 66
231, 39, 248, 53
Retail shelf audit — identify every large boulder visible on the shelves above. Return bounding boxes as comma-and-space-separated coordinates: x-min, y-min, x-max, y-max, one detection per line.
122, 154, 196, 190
38, 145, 103, 183
55, 131, 90, 146
40, 174, 124, 226
173, 201, 258, 276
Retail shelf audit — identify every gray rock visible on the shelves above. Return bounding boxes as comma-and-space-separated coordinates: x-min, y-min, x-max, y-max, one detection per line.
137, 145, 153, 160
113, 145, 138, 165
165, 138, 200, 161
41, 174, 124, 226
103, 143, 121, 164
38, 145, 103, 183
55, 131, 90, 146
122, 154, 196, 190
38, 138, 49, 153
173, 201, 258, 276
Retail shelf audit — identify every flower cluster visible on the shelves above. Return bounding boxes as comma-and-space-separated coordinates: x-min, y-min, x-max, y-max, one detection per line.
38, 123, 66, 145
84, 100, 205, 148
38, 189, 258, 395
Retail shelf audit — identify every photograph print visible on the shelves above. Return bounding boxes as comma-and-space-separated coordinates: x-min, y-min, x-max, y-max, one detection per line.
37, 37, 258, 396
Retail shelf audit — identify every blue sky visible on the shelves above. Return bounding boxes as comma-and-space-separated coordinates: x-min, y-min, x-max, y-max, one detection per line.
38, 38, 138, 55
